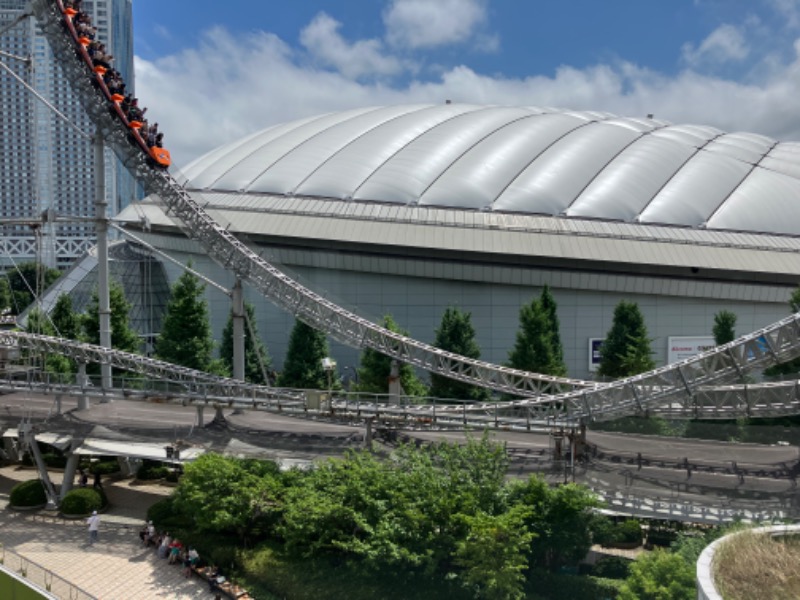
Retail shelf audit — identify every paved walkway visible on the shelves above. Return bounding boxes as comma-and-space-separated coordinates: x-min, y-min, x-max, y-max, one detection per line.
0, 465, 216, 599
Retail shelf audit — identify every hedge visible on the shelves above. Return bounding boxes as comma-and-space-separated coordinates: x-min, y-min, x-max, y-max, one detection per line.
9, 479, 47, 507
60, 487, 108, 515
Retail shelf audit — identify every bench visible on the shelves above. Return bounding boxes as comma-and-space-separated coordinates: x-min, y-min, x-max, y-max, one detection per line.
192, 565, 252, 599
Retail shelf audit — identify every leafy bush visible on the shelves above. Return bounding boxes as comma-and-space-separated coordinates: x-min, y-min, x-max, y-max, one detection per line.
592, 555, 632, 579
60, 487, 107, 515
9, 479, 47, 507
525, 569, 623, 600
41, 453, 67, 468
594, 518, 642, 547
147, 496, 194, 533
90, 460, 121, 475
617, 519, 642, 544
137, 459, 169, 480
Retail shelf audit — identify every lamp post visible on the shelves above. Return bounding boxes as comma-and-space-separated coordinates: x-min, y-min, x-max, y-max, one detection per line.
321, 357, 337, 411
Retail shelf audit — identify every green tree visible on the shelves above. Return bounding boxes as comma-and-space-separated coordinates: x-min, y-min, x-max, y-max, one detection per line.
220, 302, 272, 384
172, 454, 283, 541
430, 307, 488, 401
356, 315, 428, 396
598, 301, 655, 379
508, 297, 565, 376
26, 305, 75, 378
276, 320, 330, 389
540, 285, 565, 368
6, 262, 60, 312
712, 310, 737, 345
765, 286, 800, 377
618, 549, 695, 600
81, 280, 140, 353
0, 278, 11, 312
454, 506, 534, 600
155, 267, 219, 372
507, 476, 601, 571
51, 293, 79, 340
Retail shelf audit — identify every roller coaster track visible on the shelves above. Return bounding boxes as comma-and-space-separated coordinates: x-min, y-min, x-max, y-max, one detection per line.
11, 0, 800, 425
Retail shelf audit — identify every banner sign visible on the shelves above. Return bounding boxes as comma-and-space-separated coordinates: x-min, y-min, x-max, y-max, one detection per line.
588, 338, 603, 371
667, 336, 715, 364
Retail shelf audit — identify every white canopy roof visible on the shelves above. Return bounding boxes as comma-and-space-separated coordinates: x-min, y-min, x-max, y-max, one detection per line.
182, 104, 800, 236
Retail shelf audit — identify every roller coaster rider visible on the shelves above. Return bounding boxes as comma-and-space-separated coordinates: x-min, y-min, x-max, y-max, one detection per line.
58, 0, 171, 168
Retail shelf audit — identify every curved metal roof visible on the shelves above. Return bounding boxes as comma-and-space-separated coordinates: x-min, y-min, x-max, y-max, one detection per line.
182, 104, 800, 236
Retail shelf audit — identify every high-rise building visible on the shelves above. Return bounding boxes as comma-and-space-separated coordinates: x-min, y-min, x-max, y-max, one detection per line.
0, 0, 138, 271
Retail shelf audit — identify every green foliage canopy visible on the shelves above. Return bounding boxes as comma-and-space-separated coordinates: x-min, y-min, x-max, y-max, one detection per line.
617, 549, 695, 600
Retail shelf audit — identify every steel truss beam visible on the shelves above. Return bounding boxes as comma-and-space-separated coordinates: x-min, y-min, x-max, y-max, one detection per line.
24, 0, 800, 415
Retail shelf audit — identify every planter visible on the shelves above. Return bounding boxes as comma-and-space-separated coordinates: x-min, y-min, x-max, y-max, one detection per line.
9, 503, 47, 512
604, 540, 642, 550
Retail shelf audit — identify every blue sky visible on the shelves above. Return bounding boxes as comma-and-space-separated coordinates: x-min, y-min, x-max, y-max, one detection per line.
130, 0, 800, 168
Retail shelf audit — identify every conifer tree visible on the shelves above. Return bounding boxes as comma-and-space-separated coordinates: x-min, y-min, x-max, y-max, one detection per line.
220, 302, 272, 384
276, 320, 330, 389
598, 300, 654, 379
765, 287, 800, 377
430, 307, 488, 400
25, 307, 73, 377
712, 310, 737, 346
508, 290, 567, 377
82, 280, 140, 353
155, 267, 217, 372
0, 278, 11, 313
356, 315, 428, 396
51, 293, 79, 340
539, 285, 565, 367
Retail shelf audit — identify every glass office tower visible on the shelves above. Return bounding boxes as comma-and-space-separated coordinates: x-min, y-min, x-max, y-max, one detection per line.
0, 0, 138, 271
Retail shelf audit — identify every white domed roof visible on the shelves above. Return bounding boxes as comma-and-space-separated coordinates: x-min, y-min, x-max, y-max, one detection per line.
182, 104, 800, 236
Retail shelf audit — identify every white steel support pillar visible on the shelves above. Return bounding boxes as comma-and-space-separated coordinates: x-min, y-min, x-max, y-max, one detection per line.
94, 133, 112, 393
232, 279, 245, 381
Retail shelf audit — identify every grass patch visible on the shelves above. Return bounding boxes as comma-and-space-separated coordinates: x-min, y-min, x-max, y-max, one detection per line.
714, 530, 800, 600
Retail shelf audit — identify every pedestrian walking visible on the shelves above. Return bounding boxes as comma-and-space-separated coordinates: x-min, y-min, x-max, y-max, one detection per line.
92, 471, 103, 490
86, 510, 101, 544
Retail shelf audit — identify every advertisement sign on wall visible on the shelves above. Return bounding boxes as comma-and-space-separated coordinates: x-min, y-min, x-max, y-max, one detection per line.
667, 336, 715, 364
588, 338, 603, 371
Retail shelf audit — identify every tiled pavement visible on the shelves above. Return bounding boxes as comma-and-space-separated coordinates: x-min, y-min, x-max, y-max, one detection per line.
0, 466, 217, 599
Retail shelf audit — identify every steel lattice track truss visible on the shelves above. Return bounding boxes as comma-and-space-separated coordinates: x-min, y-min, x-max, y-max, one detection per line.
0, 331, 300, 404
23, 0, 800, 422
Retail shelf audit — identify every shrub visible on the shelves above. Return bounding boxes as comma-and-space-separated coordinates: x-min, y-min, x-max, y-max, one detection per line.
10, 479, 47, 507
592, 555, 632, 579
147, 496, 194, 532
617, 519, 642, 544
60, 487, 107, 515
595, 518, 642, 547
137, 459, 170, 480
41, 453, 67, 468
90, 460, 121, 475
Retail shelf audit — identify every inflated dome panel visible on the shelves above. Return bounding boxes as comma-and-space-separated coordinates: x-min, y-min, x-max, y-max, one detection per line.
182, 104, 800, 236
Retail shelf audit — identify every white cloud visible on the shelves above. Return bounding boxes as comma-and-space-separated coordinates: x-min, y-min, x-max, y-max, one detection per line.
682, 24, 750, 67
384, 0, 489, 49
134, 25, 800, 170
300, 12, 405, 79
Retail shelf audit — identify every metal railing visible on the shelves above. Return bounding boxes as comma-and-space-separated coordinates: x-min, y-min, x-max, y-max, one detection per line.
0, 543, 96, 600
